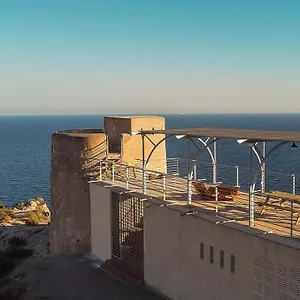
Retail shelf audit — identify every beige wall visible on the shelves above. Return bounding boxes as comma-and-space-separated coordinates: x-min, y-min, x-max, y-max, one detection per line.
121, 133, 166, 173
144, 202, 300, 300
89, 182, 112, 261
104, 116, 167, 173
123, 116, 166, 172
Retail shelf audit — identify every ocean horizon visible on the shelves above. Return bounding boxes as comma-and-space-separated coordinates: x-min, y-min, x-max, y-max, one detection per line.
1, 113, 300, 206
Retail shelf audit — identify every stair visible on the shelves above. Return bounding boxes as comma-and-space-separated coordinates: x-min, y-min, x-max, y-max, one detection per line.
101, 258, 144, 287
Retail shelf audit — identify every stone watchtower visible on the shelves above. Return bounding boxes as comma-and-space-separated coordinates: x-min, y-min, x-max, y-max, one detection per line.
50, 116, 166, 254
50, 129, 106, 254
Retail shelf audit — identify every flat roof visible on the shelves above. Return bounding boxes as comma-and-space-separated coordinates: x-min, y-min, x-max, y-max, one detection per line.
140, 128, 300, 142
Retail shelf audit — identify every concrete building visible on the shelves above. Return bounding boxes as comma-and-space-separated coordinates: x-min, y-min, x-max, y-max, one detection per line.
51, 116, 300, 300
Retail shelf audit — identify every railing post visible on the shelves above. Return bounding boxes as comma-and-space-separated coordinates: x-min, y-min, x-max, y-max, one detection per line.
292, 174, 296, 194
193, 160, 197, 180
291, 199, 294, 238
249, 147, 255, 227
215, 186, 218, 214
261, 142, 266, 194
142, 134, 146, 194
112, 162, 115, 185
235, 166, 239, 187
213, 138, 217, 184
176, 157, 179, 175
143, 168, 147, 194
250, 186, 255, 226
99, 160, 103, 181
163, 175, 166, 201
187, 175, 192, 206
126, 166, 129, 189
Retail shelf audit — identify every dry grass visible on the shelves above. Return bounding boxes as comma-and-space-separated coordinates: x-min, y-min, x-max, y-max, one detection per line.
0, 205, 16, 222
25, 210, 49, 225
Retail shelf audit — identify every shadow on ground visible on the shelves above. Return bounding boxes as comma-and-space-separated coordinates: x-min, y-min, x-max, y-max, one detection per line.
1, 254, 165, 300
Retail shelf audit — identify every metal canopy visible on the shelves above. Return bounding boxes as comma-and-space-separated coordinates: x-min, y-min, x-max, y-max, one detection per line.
139, 128, 300, 142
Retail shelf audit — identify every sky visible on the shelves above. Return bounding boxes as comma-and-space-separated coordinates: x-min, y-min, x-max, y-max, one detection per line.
0, 0, 300, 115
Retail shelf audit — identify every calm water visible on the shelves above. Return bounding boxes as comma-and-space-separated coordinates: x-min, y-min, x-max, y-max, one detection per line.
1, 114, 300, 206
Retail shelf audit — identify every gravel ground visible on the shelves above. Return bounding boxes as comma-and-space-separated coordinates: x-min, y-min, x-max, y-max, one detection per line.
0, 206, 165, 300
1, 253, 164, 300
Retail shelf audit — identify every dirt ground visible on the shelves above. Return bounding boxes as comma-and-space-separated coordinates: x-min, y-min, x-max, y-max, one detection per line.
0, 200, 165, 300
1, 253, 164, 300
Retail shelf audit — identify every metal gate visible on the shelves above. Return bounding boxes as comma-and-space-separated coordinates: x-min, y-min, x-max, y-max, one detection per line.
111, 192, 144, 279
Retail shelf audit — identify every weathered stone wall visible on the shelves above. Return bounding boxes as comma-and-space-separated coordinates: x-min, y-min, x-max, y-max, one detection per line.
50, 129, 106, 254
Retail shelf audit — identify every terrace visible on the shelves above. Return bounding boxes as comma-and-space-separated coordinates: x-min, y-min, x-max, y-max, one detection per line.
95, 127, 300, 242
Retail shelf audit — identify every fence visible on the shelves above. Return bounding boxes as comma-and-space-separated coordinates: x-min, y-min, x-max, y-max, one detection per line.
134, 157, 300, 195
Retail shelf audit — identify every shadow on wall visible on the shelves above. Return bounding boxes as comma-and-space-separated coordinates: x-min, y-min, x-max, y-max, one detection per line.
82, 140, 107, 180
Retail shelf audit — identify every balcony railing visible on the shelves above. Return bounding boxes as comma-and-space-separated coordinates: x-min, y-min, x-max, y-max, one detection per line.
95, 158, 300, 239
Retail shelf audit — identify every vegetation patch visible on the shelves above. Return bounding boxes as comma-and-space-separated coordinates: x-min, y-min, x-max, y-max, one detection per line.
0, 204, 16, 222
21, 197, 50, 225
25, 210, 49, 225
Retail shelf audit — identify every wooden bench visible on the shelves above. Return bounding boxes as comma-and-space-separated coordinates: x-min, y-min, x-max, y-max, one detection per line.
258, 191, 300, 225
192, 181, 240, 201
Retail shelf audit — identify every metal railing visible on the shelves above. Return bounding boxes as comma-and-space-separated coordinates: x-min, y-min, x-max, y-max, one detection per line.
98, 158, 300, 240
134, 157, 240, 185
100, 160, 190, 202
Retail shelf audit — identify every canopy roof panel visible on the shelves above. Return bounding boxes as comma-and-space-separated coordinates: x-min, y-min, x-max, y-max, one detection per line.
139, 128, 300, 142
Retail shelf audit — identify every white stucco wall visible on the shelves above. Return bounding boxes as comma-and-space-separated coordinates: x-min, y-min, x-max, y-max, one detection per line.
144, 202, 300, 300
89, 182, 112, 261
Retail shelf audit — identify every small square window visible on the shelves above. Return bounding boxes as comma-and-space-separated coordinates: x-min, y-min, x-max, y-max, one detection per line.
210, 246, 214, 264
231, 254, 236, 273
200, 243, 204, 260
220, 250, 224, 268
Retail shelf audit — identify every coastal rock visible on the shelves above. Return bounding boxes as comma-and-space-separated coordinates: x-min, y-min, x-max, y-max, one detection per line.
0, 199, 51, 299
15, 197, 50, 215
15, 197, 51, 226
0, 197, 51, 227
0, 204, 16, 223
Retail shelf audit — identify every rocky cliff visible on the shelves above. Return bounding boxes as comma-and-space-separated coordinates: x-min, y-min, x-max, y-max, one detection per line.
0, 198, 50, 299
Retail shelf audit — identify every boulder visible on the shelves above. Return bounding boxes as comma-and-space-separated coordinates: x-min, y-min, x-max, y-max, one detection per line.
18, 198, 51, 226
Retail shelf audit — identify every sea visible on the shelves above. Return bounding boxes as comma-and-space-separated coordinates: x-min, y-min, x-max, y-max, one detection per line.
1, 113, 300, 207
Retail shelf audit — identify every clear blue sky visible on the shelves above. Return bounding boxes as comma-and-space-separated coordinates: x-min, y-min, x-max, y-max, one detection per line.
1, 0, 299, 114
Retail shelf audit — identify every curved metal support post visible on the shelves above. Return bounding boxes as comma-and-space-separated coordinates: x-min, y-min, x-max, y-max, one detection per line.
197, 137, 216, 165
251, 141, 289, 190
252, 144, 262, 165
248, 141, 289, 226
239, 141, 265, 195
144, 134, 172, 168
251, 143, 265, 193
197, 137, 218, 183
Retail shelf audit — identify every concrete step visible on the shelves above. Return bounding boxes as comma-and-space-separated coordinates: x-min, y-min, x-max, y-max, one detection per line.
101, 258, 143, 287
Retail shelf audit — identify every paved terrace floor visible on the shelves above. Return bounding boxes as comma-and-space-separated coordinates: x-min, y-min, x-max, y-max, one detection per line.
102, 173, 300, 241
